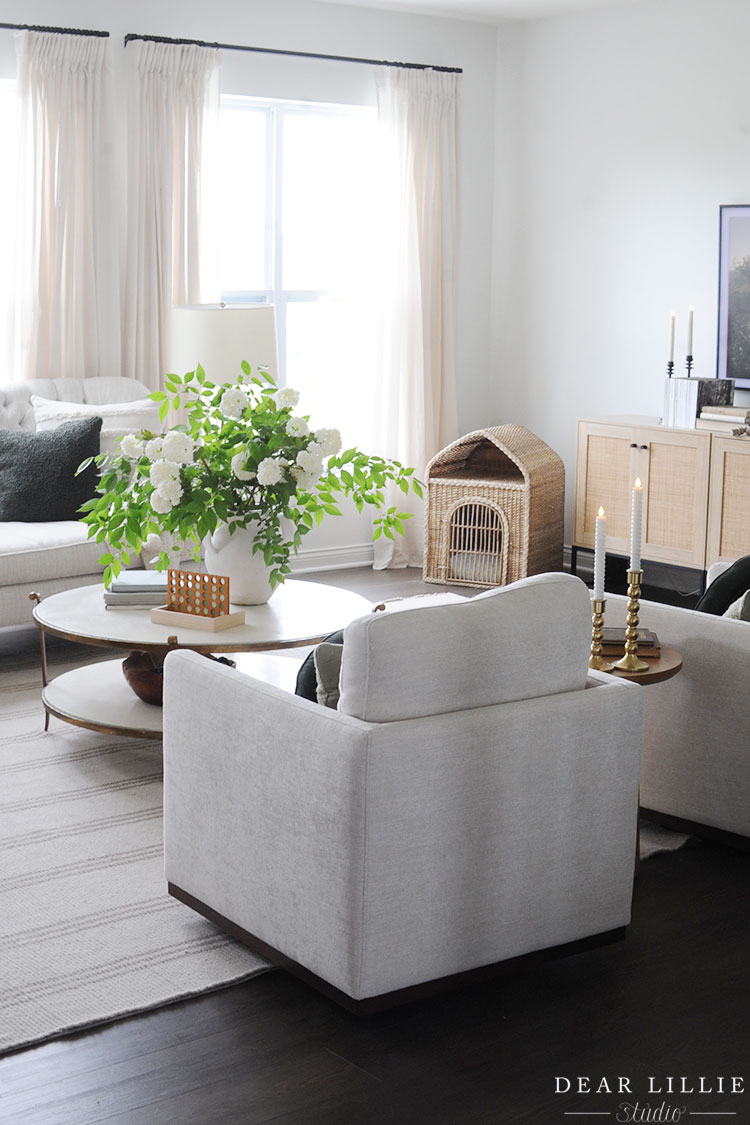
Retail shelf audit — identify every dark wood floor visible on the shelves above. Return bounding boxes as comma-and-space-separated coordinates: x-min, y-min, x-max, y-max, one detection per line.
2, 568, 748, 1123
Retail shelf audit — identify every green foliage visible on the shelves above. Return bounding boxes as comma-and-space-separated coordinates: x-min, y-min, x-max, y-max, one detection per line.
81, 365, 422, 589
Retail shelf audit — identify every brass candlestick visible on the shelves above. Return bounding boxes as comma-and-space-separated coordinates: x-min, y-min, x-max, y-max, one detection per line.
589, 598, 614, 671
613, 569, 649, 672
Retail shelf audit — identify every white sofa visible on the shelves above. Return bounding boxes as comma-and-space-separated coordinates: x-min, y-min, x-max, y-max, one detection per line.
163, 573, 643, 1011
0, 377, 153, 629
608, 561, 750, 844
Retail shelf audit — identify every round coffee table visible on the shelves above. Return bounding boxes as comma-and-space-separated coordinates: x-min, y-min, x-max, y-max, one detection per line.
31, 580, 372, 738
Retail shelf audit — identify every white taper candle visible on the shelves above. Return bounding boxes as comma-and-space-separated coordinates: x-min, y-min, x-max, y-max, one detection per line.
593, 506, 606, 600
669, 311, 676, 363
687, 305, 694, 356
629, 478, 643, 571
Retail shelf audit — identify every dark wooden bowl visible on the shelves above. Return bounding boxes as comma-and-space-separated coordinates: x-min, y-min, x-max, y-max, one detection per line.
122, 651, 164, 706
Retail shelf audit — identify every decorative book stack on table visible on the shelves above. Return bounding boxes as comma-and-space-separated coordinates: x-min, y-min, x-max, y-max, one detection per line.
598, 627, 661, 660
104, 571, 169, 608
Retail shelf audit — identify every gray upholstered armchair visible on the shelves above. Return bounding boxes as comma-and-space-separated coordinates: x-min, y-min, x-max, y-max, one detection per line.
163, 573, 643, 1011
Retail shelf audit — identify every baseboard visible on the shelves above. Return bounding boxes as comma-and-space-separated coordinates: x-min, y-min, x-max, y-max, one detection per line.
288, 542, 375, 574
168, 882, 626, 1015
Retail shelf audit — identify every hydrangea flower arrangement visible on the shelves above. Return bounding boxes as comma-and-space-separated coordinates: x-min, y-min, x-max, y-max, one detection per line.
80, 363, 422, 590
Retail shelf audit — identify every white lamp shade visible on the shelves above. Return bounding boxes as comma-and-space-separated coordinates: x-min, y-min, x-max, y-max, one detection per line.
169, 305, 279, 384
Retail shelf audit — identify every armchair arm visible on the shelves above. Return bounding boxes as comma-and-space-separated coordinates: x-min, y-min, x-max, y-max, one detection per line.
163, 649, 371, 995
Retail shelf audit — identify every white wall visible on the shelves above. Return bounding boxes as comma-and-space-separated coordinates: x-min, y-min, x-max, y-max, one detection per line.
0, 0, 499, 567
494, 0, 750, 538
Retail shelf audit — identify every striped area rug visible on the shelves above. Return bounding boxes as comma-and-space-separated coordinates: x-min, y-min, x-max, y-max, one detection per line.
0, 644, 269, 1056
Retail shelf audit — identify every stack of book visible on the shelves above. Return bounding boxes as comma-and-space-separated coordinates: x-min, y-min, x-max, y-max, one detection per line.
104, 571, 168, 609
599, 627, 661, 660
695, 404, 750, 433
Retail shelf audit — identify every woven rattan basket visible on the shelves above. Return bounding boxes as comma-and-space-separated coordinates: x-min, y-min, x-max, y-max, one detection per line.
423, 425, 565, 589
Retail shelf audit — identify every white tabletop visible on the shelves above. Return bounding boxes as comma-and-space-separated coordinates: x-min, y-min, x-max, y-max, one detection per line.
33, 580, 372, 654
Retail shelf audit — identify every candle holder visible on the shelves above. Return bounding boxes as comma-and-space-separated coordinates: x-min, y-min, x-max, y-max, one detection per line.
686, 354, 694, 377
589, 598, 614, 672
666, 360, 674, 379
613, 570, 649, 673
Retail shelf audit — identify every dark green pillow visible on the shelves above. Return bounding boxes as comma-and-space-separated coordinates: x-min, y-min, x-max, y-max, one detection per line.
694, 554, 750, 615
295, 629, 344, 701
0, 416, 102, 522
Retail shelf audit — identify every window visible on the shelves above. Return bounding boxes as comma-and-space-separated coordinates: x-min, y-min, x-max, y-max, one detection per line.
218, 97, 383, 448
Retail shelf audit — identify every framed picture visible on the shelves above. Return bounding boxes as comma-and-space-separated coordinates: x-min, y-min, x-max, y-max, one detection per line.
717, 204, 750, 389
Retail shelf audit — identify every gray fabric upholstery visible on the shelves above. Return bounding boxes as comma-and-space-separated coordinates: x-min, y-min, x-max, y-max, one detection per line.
163, 581, 643, 1004
607, 592, 750, 838
338, 572, 592, 722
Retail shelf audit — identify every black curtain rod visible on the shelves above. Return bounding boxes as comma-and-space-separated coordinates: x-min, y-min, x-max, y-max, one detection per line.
124, 32, 461, 73
0, 22, 108, 37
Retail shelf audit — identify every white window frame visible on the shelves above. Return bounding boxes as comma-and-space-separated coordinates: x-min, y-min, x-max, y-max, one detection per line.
219, 94, 377, 385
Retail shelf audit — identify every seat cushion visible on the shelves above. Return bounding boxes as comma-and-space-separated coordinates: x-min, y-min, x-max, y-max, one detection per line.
694, 554, 750, 615
0, 417, 102, 522
338, 572, 592, 723
0, 521, 104, 586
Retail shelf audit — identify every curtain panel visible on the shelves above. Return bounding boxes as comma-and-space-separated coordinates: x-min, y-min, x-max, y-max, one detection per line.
373, 67, 459, 569
11, 31, 119, 383
123, 40, 220, 391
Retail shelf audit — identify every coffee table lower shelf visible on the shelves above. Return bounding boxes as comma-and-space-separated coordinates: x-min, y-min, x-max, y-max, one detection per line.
42, 652, 305, 739
43, 660, 164, 739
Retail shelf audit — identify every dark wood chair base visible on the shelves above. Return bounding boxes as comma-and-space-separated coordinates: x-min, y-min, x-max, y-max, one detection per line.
640, 807, 750, 853
168, 882, 626, 1015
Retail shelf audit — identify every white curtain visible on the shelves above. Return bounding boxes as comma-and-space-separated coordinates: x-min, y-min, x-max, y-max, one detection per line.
123, 40, 220, 391
373, 67, 459, 569
11, 31, 119, 383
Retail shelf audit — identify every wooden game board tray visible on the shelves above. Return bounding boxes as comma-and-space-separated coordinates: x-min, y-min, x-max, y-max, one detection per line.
150, 606, 246, 631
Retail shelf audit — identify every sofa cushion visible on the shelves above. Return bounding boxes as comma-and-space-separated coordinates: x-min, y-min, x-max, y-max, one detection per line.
0, 417, 102, 522
295, 629, 345, 702
0, 521, 105, 586
0, 377, 152, 433
313, 642, 344, 708
723, 589, 750, 621
30, 394, 160, 457
694, 554, 750, 615
338, 572, 592, 723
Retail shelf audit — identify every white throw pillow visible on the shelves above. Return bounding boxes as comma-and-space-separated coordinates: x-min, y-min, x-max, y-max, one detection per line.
723, 589, 750, 621
30, 395, 160, 456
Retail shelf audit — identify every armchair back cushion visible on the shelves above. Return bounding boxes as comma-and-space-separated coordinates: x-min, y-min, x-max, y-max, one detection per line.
338, 572, 591, 722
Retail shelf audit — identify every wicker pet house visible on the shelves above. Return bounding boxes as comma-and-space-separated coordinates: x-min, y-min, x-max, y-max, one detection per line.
423, 425, 565, 589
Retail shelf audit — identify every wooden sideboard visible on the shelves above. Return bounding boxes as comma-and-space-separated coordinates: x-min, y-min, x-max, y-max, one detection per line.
574, 415, 750, 571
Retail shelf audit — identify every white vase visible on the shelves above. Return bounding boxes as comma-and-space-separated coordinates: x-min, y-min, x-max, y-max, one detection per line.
203, 522, 275, 606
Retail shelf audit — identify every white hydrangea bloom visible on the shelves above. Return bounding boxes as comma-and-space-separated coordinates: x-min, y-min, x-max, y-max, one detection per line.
150, 490, 174, 514
160, 430, 194, 464
157, 478, 183, 506
231, 451, 255, 481
149, 460, 181, 488
219, 386, 249, 419
292, 465, 320, 492
286, 415, 309, 439
257, 457, 284, 486
275, 386, 300, 409
296, 448, 324, 480
315, 428, 342, 457
145, 436, 165, 461
119, 433, 144, 460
